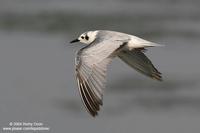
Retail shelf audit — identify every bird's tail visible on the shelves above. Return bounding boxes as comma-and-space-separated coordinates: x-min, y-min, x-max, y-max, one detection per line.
118, 49, 162, 81
142, 42, 164, 47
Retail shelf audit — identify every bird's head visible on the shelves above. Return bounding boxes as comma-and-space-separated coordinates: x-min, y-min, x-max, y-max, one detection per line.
70, 31, 98, 45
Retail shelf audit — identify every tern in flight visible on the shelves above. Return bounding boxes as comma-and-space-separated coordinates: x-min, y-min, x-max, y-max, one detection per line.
70, 30, 163, 117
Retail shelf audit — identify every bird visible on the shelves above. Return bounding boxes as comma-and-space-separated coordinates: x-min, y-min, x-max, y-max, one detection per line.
70, 30, 163, 117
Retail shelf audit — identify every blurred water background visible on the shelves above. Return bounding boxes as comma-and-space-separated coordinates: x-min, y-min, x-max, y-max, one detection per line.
0, 0, 200, 133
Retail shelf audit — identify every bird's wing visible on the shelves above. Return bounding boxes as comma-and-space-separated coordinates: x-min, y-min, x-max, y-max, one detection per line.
118, 49, 162, 81
75, 39, 125, 116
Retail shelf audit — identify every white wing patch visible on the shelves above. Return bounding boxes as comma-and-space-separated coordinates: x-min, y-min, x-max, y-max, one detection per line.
75, 39, 124, 116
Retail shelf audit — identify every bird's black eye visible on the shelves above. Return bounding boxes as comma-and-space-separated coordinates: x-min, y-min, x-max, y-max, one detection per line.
81, 36, 84, 39
85, 35, 89, 40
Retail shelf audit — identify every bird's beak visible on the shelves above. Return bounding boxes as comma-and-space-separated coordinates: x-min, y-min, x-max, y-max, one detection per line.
70, 39, 79, 43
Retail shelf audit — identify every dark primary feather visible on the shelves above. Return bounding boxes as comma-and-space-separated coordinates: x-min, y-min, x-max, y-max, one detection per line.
76, 73, 100, 116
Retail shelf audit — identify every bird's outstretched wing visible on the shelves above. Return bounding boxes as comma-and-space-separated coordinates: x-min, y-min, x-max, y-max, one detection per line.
75, 40, 124, 116
118, 49, 162, 81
